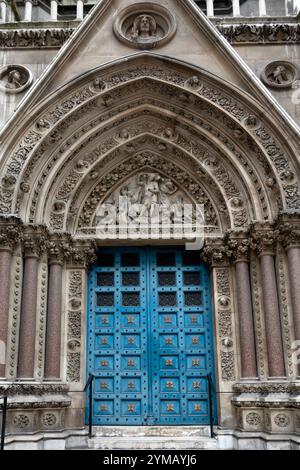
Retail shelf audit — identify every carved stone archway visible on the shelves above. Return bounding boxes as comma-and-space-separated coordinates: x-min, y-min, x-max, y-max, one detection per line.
0, 54, 300, 442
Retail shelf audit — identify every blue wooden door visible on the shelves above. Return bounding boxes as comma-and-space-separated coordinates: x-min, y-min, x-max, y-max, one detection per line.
87, 247, 217, 425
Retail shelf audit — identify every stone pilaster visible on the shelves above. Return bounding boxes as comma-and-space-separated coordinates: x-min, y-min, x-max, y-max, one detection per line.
202, 238, 238, 427
251, 223, 285, 378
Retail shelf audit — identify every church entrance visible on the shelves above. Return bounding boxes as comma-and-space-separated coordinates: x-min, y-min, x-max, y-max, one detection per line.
87, 247, 217, 425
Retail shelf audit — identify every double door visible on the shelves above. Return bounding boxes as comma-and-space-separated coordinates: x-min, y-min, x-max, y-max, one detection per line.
87, 247, 216, 425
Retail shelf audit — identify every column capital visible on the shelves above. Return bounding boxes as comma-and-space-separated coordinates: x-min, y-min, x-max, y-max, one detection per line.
48, 232, 73, 264
201, 237, 232, 267
23, 225, 48, 258
0, 216, 23, 252
68, 239, 97, 268
227, 229, 251, 263
250, 222, 279, 256
276, 212, 300, 249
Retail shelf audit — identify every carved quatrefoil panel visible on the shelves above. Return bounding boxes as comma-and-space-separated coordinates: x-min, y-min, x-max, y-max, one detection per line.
113, 2, 177, 50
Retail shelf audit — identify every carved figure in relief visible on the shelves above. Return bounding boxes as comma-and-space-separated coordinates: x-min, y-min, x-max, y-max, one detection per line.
131, 15, 157, 42
267, 65, 290, 85
95, 172, 189, 230
6, 69, 22, 89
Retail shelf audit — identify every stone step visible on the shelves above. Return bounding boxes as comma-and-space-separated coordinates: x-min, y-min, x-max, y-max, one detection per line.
87, 426, 218, 450
92, 425, 212, 438
88, 436, 218, 450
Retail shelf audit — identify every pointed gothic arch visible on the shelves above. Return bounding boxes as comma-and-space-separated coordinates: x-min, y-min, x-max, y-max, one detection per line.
0, 54, 298, 231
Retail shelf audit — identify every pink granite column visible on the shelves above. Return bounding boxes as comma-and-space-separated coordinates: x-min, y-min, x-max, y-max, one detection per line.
260, 254, 285, 377
235, 261, 257, 378
287, 247, 300, 344
44, 260, 63, 379
17, 254, 39, 378
0, 249, 12, 378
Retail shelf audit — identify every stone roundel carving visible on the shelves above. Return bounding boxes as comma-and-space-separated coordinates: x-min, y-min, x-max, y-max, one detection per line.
42, 413, 57, 427
13, 414, 30, 428
246, 412, 262, 427
0, 65, 33, 94
261, 61, 297, 89
274, 413, 290, 428
113, 3, 176, 50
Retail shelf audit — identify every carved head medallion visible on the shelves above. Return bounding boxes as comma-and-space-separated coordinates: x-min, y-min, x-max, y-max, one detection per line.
113, 3, 176, 50
0, 65, 33, 94
261, 61, 297, 89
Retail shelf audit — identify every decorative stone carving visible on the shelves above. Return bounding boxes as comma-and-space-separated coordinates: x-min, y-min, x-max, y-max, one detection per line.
23, 227, 49, 258
214, 267, 236, 382
76, 152, 220, 237
0, 28, 74, 49
261, 61, 298, 89
7, 254, 22, 378
13, 414, 30, 429
202, 240, 232, 267
1, 61, 299, 222
113, 3, 176, 50
0, 383, 69, 396
65, 270, 84, 383
217, 23, 300, 45
228, 232, 251, 262
95, 171, 194, 237
42, 413, 57, 427
0, 216, 23, 250
0, 65, 33, 93
274, 413, 291, 428
250, 253, 268, 379
251, 223, 279, 256
246, 412, 262, 426
233, 382, 300, 394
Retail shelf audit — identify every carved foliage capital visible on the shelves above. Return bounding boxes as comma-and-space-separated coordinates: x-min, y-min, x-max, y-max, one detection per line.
227, 231, 251, 262
202, 239, 232, 267
68, 241, 97, 267
23, 226, 49, 257
277, 214, 300, 249
48, 233, 73, 263
0, 216, 23, 251
250, 224, 279, 256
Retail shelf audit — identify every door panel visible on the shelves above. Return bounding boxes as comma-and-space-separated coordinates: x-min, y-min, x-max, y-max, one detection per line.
87, 247, 216, 425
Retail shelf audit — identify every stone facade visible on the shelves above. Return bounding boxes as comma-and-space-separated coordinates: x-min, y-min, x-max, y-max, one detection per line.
0, 0, 300, 450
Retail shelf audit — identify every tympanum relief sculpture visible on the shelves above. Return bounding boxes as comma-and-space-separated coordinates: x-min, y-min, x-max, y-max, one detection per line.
93, 172, 204, 239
